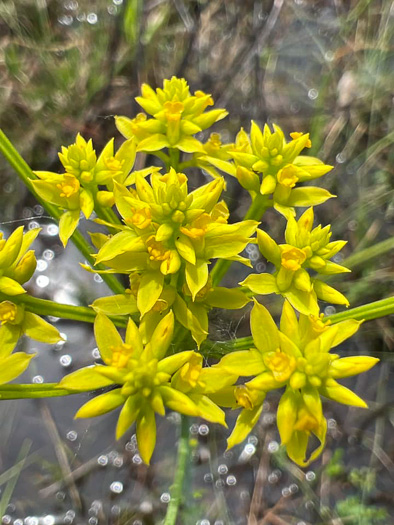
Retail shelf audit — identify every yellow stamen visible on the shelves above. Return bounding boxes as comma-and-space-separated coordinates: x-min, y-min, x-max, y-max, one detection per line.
110, 343, 133, 368
56, 175, 80, 198
0, 301, 18, 325
277, 165, 299, 188
281, 246, 307, 271
263, 350, 296, 382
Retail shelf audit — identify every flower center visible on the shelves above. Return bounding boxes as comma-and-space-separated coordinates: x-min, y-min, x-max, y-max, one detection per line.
110, 343, 133, 368
281, 246, 306, 271
263, 350, 296, 382
57, 175, 80, 198
277, 165, 299, 188
0, 301, 18, 325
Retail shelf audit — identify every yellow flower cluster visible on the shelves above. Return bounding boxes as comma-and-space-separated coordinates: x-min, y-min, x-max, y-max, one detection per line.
2, 76, 378, 468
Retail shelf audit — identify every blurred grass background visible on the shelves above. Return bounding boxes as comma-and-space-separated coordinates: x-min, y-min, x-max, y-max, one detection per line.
0, 1, 393, 524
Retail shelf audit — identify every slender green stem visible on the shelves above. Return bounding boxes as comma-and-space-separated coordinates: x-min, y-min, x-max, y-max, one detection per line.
341, 237, 394, 270
210, 193, 271, 286
0, 129, 124, 295
163, 415, 190, 525
201, 296, 394, 355
0, 292, 128, 327
0, 383, 87, 400
168, 148, 180, 171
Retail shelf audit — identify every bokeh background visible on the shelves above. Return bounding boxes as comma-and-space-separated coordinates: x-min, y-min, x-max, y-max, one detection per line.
0, 1, 393, 523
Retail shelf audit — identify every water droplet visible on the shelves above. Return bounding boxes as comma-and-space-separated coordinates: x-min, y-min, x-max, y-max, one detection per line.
132, 454, 142, 464
200, 520, 210, 525
324, 51, 334, 62
297, 522, 307, 525
28, 220, 40, 230
281, 487, 291, 497
1, 516, 12, 524
244, 443, 256, 455
328, 418, 337, 429
46, 224, 59, 236
33, 205, 44, 215
125, 441, 136, 452
289, 483, 299, 493
14, 520, 23, 525
111, 505, 121, 516
32, 375, 44, 384
189, 423, 199, 434
226, 475, 237, 486
36, 259, 48, 272
88, 518, 98, 525
43, 249, 55, 261
64, 0, 78, 9
93, 274, 103, 283
215, 479, 225, 488
160, 492, 171, 503
305, 471, 316, 482
110, 481, 123, 494
87, 13, 98, 24
60, 354, 72, 367
91, 347, 100, 359
140, 501, 152, 513
113, 456, 124, 468
97, 455, 108, 466
267, 440, 279, 453
65, 511, 75, 519
308, 89, 318, 100
76, 13, 86, 22
58, 14, 73, 25
324, 306, 336, 316
255, 262, 266, 273
268, 472, 279, 483
240, 490, 250, 500
66, 430, 78, 442
347, 219, 358, 231
203, 473, 213, 483
43, 517, 55, 525
25, 518, 39, 525
56, 491, 66, 501
107, 5, 118, 15
113, 0, 123, 4
3, 183, 14, 194
217, 464, 228, 475
198, 424, 209, 436
36, 275, 50, 288
336, 152, 346, 163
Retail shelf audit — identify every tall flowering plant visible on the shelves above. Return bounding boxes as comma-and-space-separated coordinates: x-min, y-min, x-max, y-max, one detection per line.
0, 76, 386, 523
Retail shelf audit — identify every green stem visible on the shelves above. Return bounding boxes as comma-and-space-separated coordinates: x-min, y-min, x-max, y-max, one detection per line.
0, 129, 124, 295
0, 383, 88, 400
0, 292, 128, 328
341, 237, 394, 270
163, 415, 190, 525
210, 193, 271, 286
168, 148, 180, 171
201, 296, 394, 355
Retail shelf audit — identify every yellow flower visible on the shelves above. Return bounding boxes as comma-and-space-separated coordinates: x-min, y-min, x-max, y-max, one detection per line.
228, 122, 334, 217
115, 76, 228, 154
218, 300, 378, 465
92, 169, 258, 318
241, 208, 350, 315
58, 312, 227, 464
